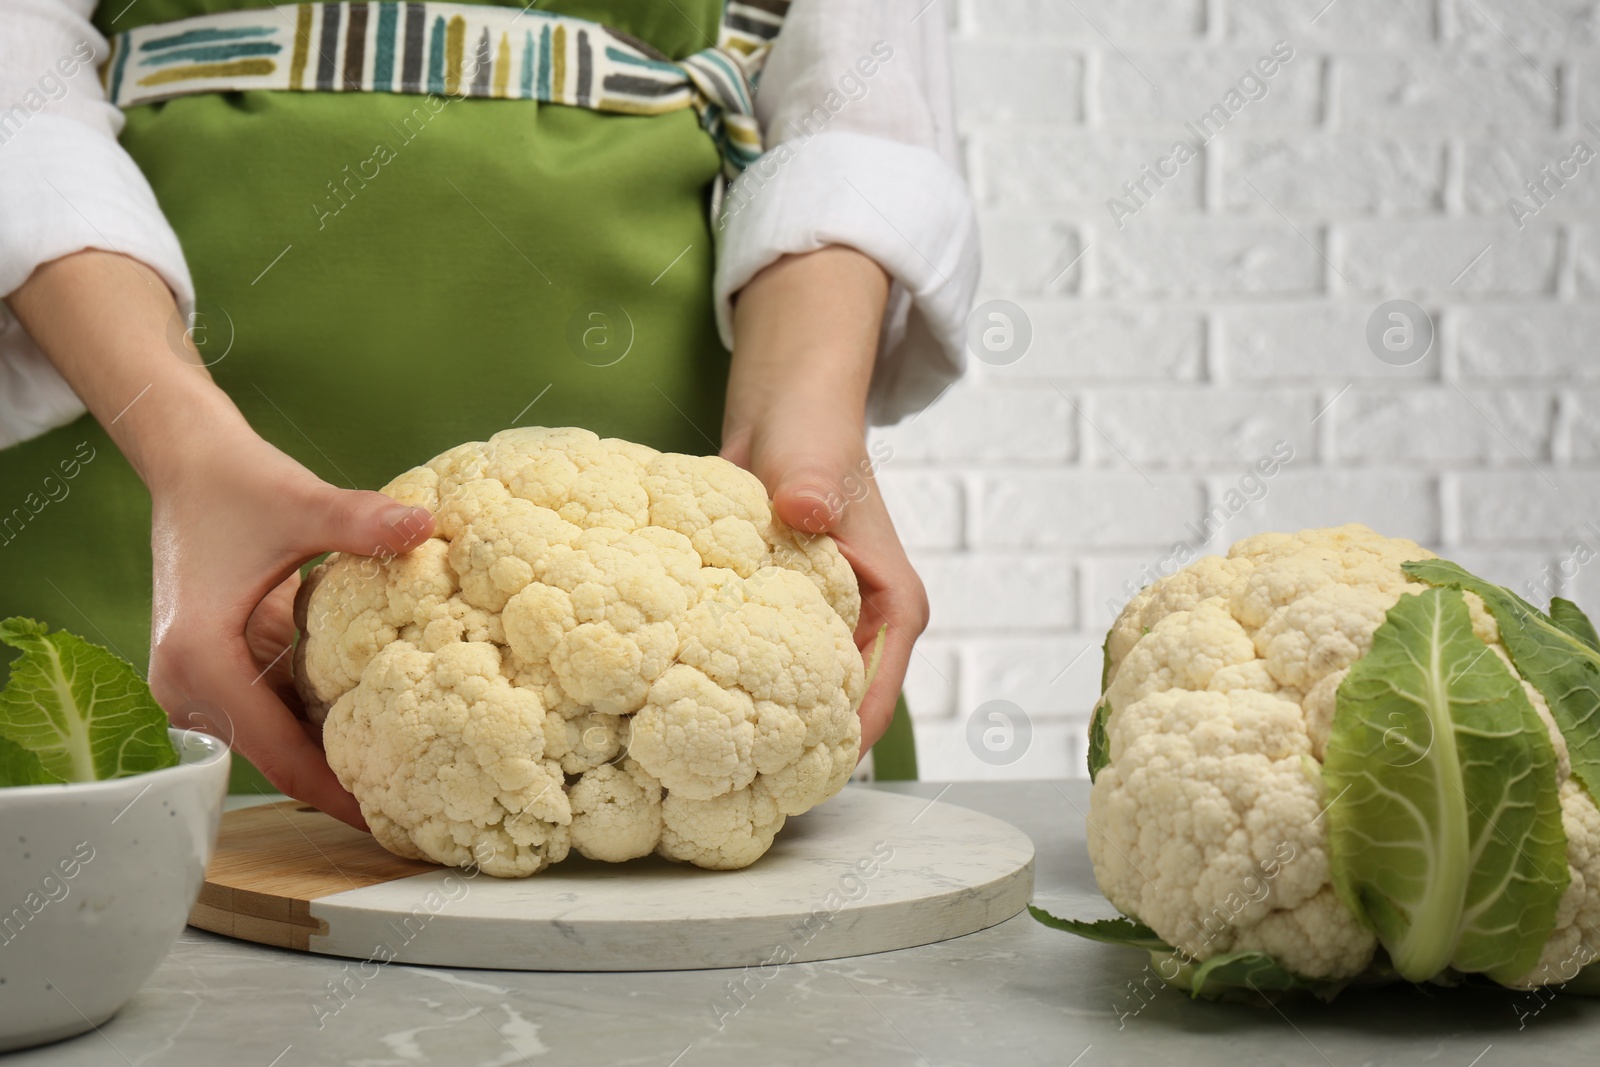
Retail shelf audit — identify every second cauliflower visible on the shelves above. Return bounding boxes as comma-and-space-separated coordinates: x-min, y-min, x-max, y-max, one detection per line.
1065, 524, 1600, 997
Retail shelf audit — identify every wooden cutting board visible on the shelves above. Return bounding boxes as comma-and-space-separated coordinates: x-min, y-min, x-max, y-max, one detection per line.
188, 787, 1035, 971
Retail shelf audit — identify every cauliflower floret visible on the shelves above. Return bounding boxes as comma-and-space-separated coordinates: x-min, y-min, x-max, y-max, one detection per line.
323, 641, 571, 877
298, 427, 866, 875
443, 484, 582, 612
631, 665, 758, 800
763, 522, 862, 632
678, 566, 865, 712
1107, 554, 1253, 668
657, 780, 787, 870
1091, 686, 1373, 979
569, 759, 663, 863
294, 538, 457, 719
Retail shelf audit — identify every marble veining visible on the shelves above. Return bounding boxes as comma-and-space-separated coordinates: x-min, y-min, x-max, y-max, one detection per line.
17, 781, 1600, 1067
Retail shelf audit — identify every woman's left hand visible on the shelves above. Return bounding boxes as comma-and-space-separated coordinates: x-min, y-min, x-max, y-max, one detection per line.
721, 404, 926, 754
723, 247, 925, 754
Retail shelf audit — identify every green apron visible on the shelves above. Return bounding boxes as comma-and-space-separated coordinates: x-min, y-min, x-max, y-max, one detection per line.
0, 0, 916, 785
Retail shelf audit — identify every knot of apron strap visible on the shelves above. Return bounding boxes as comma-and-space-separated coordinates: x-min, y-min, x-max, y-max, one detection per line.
679, 47, 764, 177
101, 1, 788, 178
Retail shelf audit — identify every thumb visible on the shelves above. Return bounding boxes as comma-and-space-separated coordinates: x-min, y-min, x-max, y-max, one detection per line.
312, 488, 434, 558
771, 467, 849, 536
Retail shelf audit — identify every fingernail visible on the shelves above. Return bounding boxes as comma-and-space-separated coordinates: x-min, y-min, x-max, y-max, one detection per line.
383, 504, 428, 532
794, 491, 835, 523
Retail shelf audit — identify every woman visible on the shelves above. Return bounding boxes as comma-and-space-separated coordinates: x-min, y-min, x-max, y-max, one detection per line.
0, 0, 978, 827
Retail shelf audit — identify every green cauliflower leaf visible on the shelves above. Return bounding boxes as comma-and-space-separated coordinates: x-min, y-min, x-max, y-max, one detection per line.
1028, 907, 1342, 1001
1323, 587, 1568, 984
0, 733, 59, 787
1550, 597, 1600, 652
0, 617, 177, 782
1027, 909, 1169, 951
1404, 559, 1600, 804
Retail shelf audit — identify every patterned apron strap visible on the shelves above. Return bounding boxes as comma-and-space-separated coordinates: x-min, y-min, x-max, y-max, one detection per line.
101, 1, 788, 177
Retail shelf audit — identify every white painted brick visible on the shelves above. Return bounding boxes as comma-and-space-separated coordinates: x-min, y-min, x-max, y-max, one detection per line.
971, 0, 1205, 39
951, 41, 1084, 122
1334, 387, 1556, 464
1216, 472, 1443, 545
965, 636, 1104, 723
960, 633, 1100, 700
1096, 222, 1324, 297
912, 552, 1076, 631
1564, 390, 1600, 462
874, 383, 1074, 462
983, 135, 1205, 212
1462, 139, 1600, 220
986, 304, 1204, 381
1098, 48, 1321, 126
902, 638, 961, 721
1564, 541, 1600, 619
1223, 137, 1447, 214
972, 471, 1206, 548
1218, 303, 1438, 381
914, 717, 1081, 781
1450, 0, 1600, 51
1337, 221, 1560, 295
1339, 53, 1559, 131
869, 5, 1600, 784
977, 211, 1083, 295
1454, 471, 1599, 545
1454, 305, 1600, 381
1567, 225, 1600, 296
1227, 0, 1435, 47
1087, 387, 1319, 465
876, 469, 964, 550
1575, 53, 1600, 130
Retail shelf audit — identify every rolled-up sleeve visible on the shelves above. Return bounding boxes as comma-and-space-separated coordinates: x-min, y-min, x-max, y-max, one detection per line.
0, 0, 194, 449
714, 0, 980, 427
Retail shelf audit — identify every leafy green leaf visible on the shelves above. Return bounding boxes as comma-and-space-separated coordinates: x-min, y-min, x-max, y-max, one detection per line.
1403, 559, 1600, 803
0, 734, 58, 787
1088, 632, 1114, 781
1550, 597, 1600, 652
1029, 906, 1355, 1002
0, 617, 177, 783
1028, 907, 1172, 951
1324, 587, 1568, 984
1099, 629, 1115, 692
1184, 951, 1339, 1001
1087, 702, 1110, 782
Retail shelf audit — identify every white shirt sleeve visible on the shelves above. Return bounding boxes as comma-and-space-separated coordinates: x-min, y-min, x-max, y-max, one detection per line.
714, 0, 980, 426
0, 0, 195, 450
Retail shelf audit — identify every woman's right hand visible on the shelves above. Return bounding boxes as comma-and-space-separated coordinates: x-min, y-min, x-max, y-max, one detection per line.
5, 250, 431, 829
146, 426, 432, 829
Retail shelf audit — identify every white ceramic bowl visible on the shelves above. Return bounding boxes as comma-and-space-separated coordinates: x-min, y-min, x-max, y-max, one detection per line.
0, 729, 230, 1052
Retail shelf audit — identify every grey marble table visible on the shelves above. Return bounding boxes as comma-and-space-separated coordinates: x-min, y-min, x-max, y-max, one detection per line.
10, 780, 1600, 1066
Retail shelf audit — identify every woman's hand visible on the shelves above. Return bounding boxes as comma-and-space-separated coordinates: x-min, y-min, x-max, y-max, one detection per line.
724, 247, 927, 754
6, 249, 431, 829
145, 425, 432, 829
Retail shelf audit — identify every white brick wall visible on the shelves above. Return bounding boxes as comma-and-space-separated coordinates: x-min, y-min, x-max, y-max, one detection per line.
877, 0, 1600, 781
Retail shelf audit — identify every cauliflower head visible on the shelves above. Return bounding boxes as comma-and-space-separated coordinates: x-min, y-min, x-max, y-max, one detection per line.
1083, 524, 1600, 993
295, 427, 866, 877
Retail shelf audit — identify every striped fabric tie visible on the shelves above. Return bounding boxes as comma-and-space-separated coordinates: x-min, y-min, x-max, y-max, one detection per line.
101, 1, 787, 176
